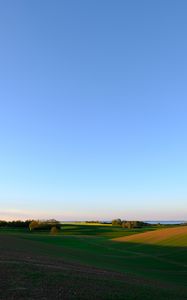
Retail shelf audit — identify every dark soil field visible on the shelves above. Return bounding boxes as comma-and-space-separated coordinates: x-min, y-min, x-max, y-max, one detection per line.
0, 224, 187, 299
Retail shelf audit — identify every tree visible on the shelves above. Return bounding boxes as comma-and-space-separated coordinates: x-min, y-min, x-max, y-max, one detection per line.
127, 221, 133, 229
29, 220, 39, 231
50, 226, 59, 235
121, 221, 127, 228
112, 218, 122, 226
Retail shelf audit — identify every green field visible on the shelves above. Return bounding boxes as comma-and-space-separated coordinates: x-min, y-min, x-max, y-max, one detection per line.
0, 224, 187, 299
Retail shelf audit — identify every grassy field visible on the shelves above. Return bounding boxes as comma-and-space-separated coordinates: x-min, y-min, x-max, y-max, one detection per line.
0, 224, 187, 299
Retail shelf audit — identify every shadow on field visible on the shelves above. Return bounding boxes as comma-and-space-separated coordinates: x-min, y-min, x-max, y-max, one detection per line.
0, 234, 187, 300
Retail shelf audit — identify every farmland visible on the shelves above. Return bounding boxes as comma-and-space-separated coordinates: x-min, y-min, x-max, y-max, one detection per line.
0, 224, 187, 299
113, 225, 187, 246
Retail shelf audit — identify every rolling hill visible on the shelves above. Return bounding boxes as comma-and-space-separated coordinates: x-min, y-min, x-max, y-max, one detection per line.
113, 225, 187, 246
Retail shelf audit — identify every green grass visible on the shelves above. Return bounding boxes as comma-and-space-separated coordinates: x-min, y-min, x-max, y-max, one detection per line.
61, 223, 157, 237
1, 224, 187, 299
24, 232, 187, 284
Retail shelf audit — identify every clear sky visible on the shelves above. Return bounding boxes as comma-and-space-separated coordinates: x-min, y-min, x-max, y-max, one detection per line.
0, 0, 187, 221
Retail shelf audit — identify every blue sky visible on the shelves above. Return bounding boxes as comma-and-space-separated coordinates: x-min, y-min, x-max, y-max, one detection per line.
0, 0, 187, 221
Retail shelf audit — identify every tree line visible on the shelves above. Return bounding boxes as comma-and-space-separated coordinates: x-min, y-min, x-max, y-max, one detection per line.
0, 219, 61, 232
112, 218, 149, 229
29, 219, 61, 231
0, 220, 31, 228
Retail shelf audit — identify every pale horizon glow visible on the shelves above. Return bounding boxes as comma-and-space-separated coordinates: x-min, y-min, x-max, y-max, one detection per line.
0, 1, 187, 221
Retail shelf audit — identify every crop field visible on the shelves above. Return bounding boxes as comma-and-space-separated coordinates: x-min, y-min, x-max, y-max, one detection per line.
0, 224, 187, 299
113, 225, 187, 246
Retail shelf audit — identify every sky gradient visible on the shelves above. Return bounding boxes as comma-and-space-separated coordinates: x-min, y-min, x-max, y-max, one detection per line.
0, 0, 187, 221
